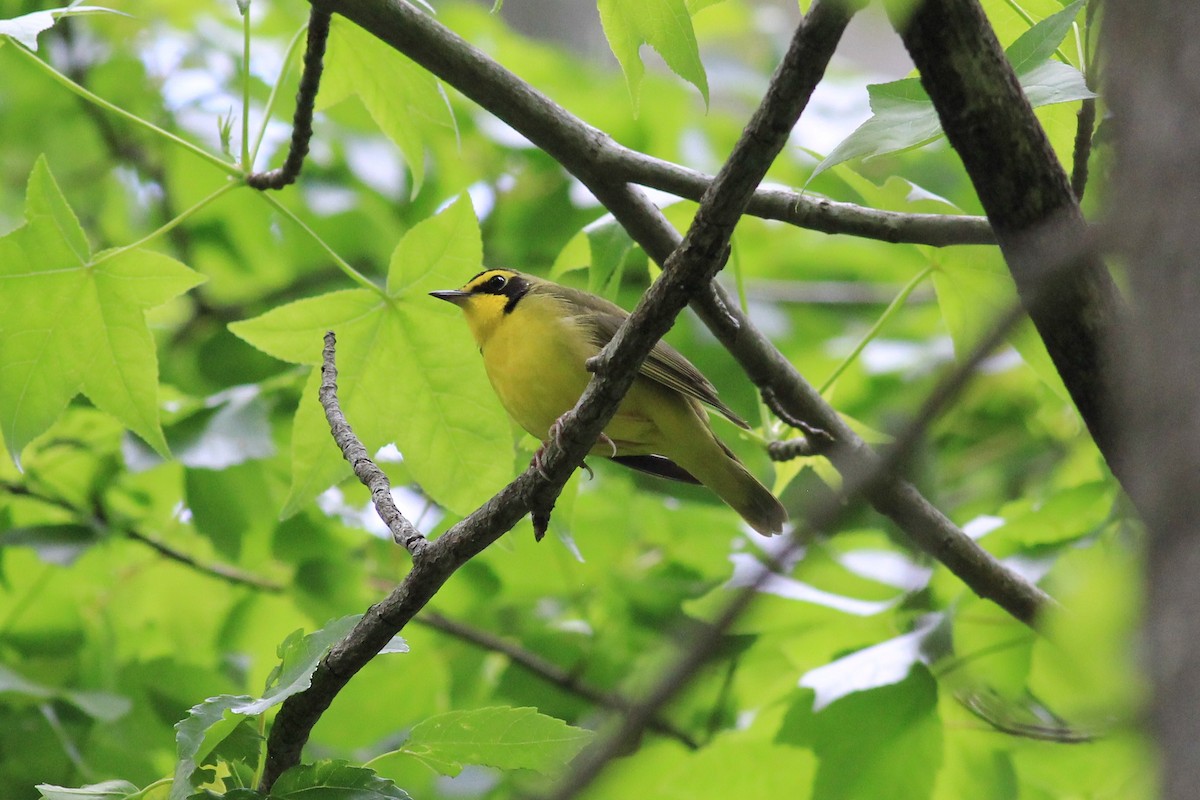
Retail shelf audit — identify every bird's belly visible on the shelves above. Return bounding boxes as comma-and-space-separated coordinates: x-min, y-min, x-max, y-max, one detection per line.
481, 317, 661, 453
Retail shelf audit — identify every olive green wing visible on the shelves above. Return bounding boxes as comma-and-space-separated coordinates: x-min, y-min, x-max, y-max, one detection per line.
544, 284, 750, 429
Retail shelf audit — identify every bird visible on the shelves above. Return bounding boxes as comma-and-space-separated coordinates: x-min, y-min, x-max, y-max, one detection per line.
430, 268, 787, 536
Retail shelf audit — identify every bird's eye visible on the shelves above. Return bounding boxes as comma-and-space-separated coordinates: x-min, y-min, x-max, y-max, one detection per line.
486, 274, 508, 292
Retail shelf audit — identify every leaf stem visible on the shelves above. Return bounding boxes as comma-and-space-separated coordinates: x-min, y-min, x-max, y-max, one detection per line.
90, 182, 239, 268
255, 192, 382, 292
10, 40, 241, 178
818, 264, 935, 395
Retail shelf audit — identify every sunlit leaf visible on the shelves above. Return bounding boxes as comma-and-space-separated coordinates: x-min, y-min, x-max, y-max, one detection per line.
321, 17, 456, 197
400, 706, 593, 776
597, 0, 709, 107
0, 157, 204, 464
271, 761, 410, 800
1005, 0, 1085, 73
230, 198, 512, 516
0, 6, 127, 51
35, 781, 139, 800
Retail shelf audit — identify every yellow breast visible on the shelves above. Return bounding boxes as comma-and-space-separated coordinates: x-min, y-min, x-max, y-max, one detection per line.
476, 293, 595, 440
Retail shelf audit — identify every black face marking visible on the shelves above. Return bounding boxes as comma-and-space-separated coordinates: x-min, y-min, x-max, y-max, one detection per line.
467, 271, 531, 312
501, 275, 531, 314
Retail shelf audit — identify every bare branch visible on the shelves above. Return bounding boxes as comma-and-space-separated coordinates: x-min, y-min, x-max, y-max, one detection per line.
245, 7, 329, 189
319, 331, 425, 555
333, 0, 1049, 622
123, 529, 286, 592
0, 481, 284, 593
889, 0, 1125, 490
605, 145, 996, 246
414, 612, 699, 749
260, 1, 856, 787
1104, 1, 1200, 795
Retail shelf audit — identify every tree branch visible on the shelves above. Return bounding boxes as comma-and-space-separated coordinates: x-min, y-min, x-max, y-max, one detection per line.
331, 0, 991, 247
245, 6, 329, 189
260, 1, 857, 787
888, 0, 1125, 490
0, 481, 284, 593
332, 0, 1049, 620
1103, 1, 1200, 796
413, 612, 699, 749
605, 145, 996, 246
319, 331, 425, 555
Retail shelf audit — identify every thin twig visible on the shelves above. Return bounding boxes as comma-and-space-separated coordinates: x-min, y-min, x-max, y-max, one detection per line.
328, 0, 1045, 626
414, 612, 699, 749
1071, 98, 1096, 200
260, 0, 1062, 787
767, 437, 819, 461
319, 332, 425, 555
610, 148, 997, 246
0, 481, 284, 592
245, 6, 330, 189
123, 529, 285, 592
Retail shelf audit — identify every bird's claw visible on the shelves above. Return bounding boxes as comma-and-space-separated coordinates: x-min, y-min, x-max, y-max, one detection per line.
530, 414, 614, 481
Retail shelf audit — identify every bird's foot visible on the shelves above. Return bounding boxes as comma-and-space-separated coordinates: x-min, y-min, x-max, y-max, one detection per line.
530, 415, 615, 480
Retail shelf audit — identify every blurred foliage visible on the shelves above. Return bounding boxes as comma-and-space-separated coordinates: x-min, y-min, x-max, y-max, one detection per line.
0, 0, 1147, 798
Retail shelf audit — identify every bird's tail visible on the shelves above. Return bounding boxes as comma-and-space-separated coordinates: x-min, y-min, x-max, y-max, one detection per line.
677, 437, 788, 536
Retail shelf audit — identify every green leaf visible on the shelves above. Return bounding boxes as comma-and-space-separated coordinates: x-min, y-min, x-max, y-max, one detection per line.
550, 214, 642, 297
811, 79, 943, 180
811, 666, 943, 800
982, 482, 1114, 554
811, 13, 1095, 180
35, 782, 139, 800
271, 761, 411, 800
320, 17, 456, 198
0, 6, 127, 51
1017, 59, 1095, 108
1004, 0, 1085, 74
0, 663, 131, 721
0, 158, 205, 464
400, 706, 594, 776
238, 615, 361, 716
930, 247, 1066, 396
171, 695, 256, 800
231, 199, 512, 517
597, 0, 709, 107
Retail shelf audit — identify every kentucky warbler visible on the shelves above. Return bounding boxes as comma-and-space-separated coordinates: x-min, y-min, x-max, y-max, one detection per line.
431, 269, 787, 535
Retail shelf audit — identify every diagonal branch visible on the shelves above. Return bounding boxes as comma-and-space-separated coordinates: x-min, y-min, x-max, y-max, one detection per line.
260, 1, 855, 788
888, 0, 1125, 490
246, 6, 330, 189
330, 0, 991, 247
330, 0, 1047, 623
319, 331, 425, 555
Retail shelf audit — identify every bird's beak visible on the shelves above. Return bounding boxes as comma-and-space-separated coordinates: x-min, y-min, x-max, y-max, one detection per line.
429, 289, 470, 305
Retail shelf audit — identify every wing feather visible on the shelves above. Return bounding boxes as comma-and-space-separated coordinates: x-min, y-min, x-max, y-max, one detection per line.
538, 282, 750, 429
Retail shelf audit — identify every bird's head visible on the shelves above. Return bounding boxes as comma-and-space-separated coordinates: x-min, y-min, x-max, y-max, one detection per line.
430, 268, 533, 346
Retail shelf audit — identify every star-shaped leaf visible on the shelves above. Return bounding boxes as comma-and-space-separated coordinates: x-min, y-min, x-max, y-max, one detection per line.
230, 196, 513, 517
0, 157, 205, 465
598, 0, 710, 108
